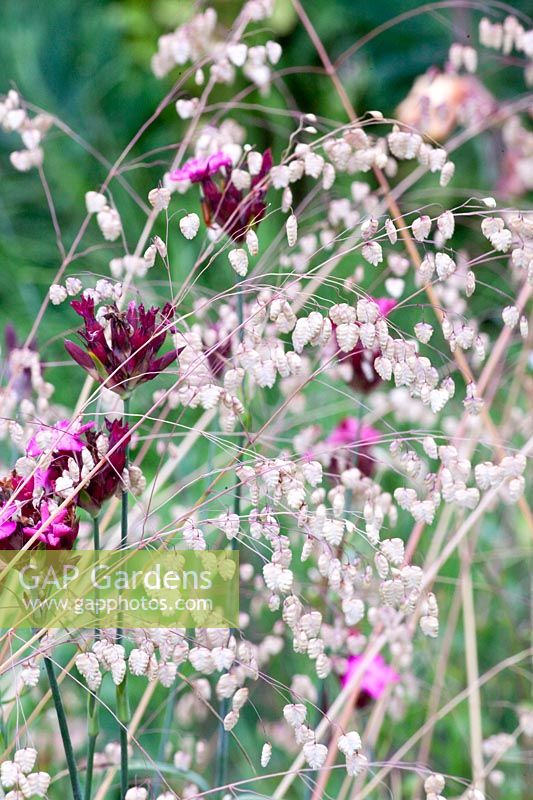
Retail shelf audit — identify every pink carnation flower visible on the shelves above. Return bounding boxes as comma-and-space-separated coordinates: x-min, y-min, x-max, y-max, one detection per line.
171, 148, 272, 242
342, 653, 399, 705
22, 501, 78, 549
26, 419, 94, 458
170, 152, 233, 184
323, 418, 380, 477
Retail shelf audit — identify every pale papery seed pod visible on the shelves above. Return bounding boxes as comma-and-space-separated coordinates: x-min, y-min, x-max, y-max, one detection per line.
412, 215, 431, 241
424, 773, 446, 794
26, 771, 51, 797
246, 228, 259, 256
361, 240, 383, 266
148, 187, 171, 210
14, 749, 37, 776
315, 653, 332, 680
49, 284, 67, 305
322, 162, 336, 189
437, 210, 455, 240
440, 161, 455, 186
286, 214, 298, 247
85, 191, 107, 214
338, 730, 362, 756
375, 551, 389, 578
20, 663, 40, 688
303, 742, 328, 769
261, 742, 272, 768
179, 213, 200, 240
125, 788, 148, 800
502, 305, 519, 328
466, 270, 476, 297
232, 687, 249, 711
97, 206, 122, 241
336, 322, 359, 352
282, 186, 293, 212
228, 248, 249, 277
361, 217, 379, 240
283, 702, 307, 727
153, 235, 167, 258
385, 218, 398, 243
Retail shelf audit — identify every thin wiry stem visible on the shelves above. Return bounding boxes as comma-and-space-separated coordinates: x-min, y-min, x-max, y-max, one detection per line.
44, 656, 83, 800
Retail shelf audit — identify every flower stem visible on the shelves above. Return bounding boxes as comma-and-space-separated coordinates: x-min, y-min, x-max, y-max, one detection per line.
215, 286, 245, 797
117, 396, 130, 799
44, 655, 83, 800
152, 679, 180, 797
84, 723, 98, 800
85, 515, 101, 800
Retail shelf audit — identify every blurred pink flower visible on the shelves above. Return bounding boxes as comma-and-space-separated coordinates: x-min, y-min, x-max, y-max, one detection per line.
324, 418, 380, 478
342, 653, 399, 705
171, 151, 233, 183
26, 419, 94, 458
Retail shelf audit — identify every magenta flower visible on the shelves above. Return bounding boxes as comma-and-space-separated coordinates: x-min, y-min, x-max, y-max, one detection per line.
171, 152, 233, 183
324, 418, 380, 478
65, 298, 177, 396
26, 419, 94, 458
22, 501, 78, 549
26, 417, 130, 518
0, 472, 78, 551
335, 298, 397, 393
171, 148, 272, 241
342, 653, 399, 706
0, 503, 18, 539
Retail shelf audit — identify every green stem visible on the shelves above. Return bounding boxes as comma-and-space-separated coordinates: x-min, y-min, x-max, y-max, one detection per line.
215, 287, 245, 797
153, 679, 179, 797
85, 516, 101, 800
84, 732, 97, 800
117, 396, 130, 799
44, 656, 83, 800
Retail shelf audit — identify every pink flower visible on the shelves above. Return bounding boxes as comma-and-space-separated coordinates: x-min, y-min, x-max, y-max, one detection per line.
37, 418, 131, 518
170, 151, 233, 183
26, 419, 94, 458
342, 653, 399, 705
323, 418, 380, 478
0, 503, 18, 539
171, 148, 272, 242
22, 501, 78, 549
0, 473, 78, 551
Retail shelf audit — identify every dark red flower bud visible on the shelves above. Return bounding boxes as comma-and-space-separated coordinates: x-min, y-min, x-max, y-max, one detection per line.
65, 298, 178, 396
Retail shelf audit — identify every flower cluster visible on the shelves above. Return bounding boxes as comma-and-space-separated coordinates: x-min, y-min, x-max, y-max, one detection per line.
0, 417, 130, 549
0, 90, 53, 172
171, 148, 272, 242
151, 3, 279, 92
0, 748, 51, 798
0, 469, 79, 550
65, 297, 177, 396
